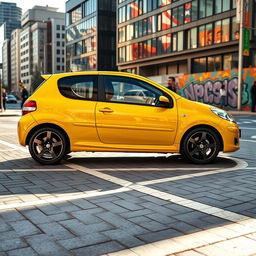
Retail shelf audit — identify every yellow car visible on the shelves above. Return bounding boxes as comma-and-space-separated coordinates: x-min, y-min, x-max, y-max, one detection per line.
18, 71, 240, 165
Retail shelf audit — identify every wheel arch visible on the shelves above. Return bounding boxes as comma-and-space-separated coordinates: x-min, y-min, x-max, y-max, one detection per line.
25, 123, 71, 153
180, 124, 224, 152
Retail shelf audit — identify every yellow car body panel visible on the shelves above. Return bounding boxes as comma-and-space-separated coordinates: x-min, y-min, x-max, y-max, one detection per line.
18, 71, 240, 164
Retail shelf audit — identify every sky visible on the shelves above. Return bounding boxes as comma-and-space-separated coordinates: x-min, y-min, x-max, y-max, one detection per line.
6, 0, 67, 13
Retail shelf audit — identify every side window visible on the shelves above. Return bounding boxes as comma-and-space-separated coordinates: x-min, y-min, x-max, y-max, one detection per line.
103, 75, 172, 107
58, 75, 97, 100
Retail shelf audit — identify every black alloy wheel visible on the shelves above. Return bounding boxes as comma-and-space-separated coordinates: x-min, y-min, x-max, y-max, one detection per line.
181, 127, 220, 164
29, 127, 67, 165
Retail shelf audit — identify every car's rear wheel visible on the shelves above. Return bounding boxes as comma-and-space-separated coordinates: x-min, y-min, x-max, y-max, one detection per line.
29, 127, 67, 165
181, 127, 220, 164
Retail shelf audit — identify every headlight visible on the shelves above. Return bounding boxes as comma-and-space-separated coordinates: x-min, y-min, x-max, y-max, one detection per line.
210, 107, 236, 123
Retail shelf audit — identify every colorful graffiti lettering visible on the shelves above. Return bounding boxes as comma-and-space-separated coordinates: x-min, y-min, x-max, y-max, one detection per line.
177, 68, 256, 110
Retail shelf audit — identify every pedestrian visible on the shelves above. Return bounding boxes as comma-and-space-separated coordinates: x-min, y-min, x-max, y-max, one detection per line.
2, 88, 6, 111
251, 81, 256, 112
19, 81, 28, 108
219, 84, 226, 109
167, 76, 177, 93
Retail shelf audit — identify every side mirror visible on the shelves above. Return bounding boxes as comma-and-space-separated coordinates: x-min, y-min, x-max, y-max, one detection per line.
159, 96, 170, 107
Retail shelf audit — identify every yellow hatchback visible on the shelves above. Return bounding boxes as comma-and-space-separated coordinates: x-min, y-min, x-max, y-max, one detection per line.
18, 71, 240, 165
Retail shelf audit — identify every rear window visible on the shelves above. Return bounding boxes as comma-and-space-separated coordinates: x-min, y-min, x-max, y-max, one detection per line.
58, 75, 98, 101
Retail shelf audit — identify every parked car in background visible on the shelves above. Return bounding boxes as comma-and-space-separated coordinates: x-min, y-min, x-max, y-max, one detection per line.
18, 71, 240, 165
6, 94, 17, 103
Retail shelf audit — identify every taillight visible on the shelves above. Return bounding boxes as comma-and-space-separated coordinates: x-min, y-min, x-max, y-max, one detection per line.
22, 101, 37, 116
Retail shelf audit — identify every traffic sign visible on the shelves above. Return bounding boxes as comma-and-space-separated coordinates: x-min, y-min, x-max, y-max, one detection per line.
243, 28, 250, 56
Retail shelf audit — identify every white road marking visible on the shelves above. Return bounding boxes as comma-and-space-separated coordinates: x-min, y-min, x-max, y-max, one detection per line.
240, 127, 256, 130
251, 136, 256, 139
0, 187, 131, 210
138, 156, 247, 186
65, 162, 249, 223
0, 139, 27, 153
0, 139, 250, 224
241, 139, 256, 143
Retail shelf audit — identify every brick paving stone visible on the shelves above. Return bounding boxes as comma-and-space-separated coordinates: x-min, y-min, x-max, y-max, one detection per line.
140, 195, 170, 206
170, 221, 200, 234
0, 238, 27, 251
102, 229, 145, 247
128, 216, 152, 224
9, 220, 41, 236
96, 212, 148, 235
49, 213, 72, 222
145, 213, 177, 224
0, 231, 20, 240
7, 247, 38, 256
25, 234, 71, 256
137, 228, 183, 243
120, 209, 154, 219
70, 199, 97, 210
0, 210, 25, 222
20, 209, 51, 224
71, 241, 125, 256
0, 219, 11, 232
137, 220, 167, 232
113, 200, 144, 211
97, 202, 129, 214
37, 204, 66, 216
60, 219, 113, 236
58, 233, 111, 250
70, 208, 103, 224
140, 202, 175, 215
37, 222, 75, 240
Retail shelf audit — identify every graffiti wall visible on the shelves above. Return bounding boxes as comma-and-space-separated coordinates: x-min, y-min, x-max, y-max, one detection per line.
177, 68, 256, 110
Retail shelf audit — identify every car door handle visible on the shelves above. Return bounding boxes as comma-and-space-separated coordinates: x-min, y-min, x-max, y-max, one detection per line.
99, 107, 114, 113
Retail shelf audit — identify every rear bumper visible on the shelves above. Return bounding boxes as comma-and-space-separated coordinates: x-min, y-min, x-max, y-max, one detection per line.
18, 114, 37, 146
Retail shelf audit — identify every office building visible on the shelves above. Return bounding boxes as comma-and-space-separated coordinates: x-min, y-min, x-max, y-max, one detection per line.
2, 38, 10, 88
0, 2, 21, 39
117, 0, 256, 76
66, 0, 116, 71
10, 28, 21, 92
20, 6, 65, 90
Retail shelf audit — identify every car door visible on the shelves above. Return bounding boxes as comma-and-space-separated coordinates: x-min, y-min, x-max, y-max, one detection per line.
57, 74, 99, 146
95, 75, 178, 146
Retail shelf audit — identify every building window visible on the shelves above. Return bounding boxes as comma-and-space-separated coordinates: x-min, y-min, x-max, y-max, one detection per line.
199, 0, 206, 18
177, 31, 184, 51
162, 10, 171, 30
57, 33, 60, 38
185, 3, 192, 23
192, 57, 207, 73
206, 0, 213, 16
192, 0, 198, 21
56, 25, 60, 30
172, 33, 177, 52
206, 23, 213, 45
215, 0, 222, 14
199, 25, 206, 47
224, 52, 238, 70
223, 0, 230, 12
208, 55, 222, 71
222, 18, 230, 42
231, 16, 240, 40
214, 20, 222, 44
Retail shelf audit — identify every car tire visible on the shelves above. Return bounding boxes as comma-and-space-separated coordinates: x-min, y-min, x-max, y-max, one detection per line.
29, 127, 67, 165
180, 127, 220, 164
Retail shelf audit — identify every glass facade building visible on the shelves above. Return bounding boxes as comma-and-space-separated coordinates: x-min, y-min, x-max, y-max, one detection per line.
0, 2, 21, 39
117, 0, 256, 75
66, 0, 116, 71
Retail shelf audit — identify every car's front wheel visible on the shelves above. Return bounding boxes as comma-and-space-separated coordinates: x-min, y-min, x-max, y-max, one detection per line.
181, 127, 220, 164
29, 127, 67, 165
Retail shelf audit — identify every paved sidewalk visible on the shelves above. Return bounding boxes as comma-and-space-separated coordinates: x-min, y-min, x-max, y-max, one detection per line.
0, 109, 21, 117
